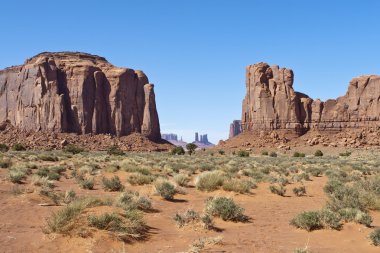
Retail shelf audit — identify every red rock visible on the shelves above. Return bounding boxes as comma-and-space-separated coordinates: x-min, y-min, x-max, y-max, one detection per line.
0, 52, 161, 141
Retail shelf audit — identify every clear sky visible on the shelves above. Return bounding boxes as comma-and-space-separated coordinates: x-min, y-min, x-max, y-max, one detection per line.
1, 1, 379, 143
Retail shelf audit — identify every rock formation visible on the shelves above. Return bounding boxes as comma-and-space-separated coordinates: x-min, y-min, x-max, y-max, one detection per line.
0, 52, 161, 141
161, 133, 178, 141
229, 120, 242, 138
242, 62, 380, 134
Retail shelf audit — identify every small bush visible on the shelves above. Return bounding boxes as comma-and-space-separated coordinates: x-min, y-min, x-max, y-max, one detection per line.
261, 151, 268, 156
205, 197, 247, 222
102, 176, 125, 192
79, 178, 95, 190
12, 143, 26, 151
171, 146, 185, 155
339, 151, 352, 157
88, 212, 146, 241
222, 179, 253, 194
290, 210, 341, 231
64, 144, 84, 154
290, 211, 322, 231
269, 152, 277, 157
127, 173, 154, 185
31, 175, 54, 188
314, 150, 323, 157
294, 247, 311, 253
319, 209, 341, 230
117, 191, 152, 212
370, 228, 380, 246
38, 154, 58, 162
293, 186, 306, 196
173, 174, 190, 187
155, 180, 176, 200
0, 159, 11, 168
173, 209, 200, 227
9, 169, 27, 183
237, 150, 249, 157
269, 184, 286, 196
218, 150, 225, 155
186, 143, 197, 155
338, 208, 373, 227
0, 144, 9, 152
195, 171, 225, 191
309, 168, 323, 177
293, 152, 305, 158
107, 145, 124, 156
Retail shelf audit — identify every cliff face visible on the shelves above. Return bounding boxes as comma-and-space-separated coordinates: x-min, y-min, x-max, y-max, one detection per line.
229, 120, 242, 138
242, 62, 380, 134
0, 52, 161, 141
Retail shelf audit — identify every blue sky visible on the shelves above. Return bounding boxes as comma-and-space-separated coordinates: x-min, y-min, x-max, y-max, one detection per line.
1, 1, 379, 143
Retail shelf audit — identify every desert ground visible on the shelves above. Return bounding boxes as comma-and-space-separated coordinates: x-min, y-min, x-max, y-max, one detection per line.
1, 146, 380, 253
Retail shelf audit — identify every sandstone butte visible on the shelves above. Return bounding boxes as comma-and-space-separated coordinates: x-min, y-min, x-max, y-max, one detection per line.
0, 52, 161, 141
242, 62, 380, 134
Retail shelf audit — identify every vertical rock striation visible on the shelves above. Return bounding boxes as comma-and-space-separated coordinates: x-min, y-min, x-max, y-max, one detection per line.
0, 52, 161, 141
242, 62, 380, 134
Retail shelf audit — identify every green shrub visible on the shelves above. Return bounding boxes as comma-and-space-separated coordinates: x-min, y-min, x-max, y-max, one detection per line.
88, 212, 146, 241
155, 180, 176, 200
237, 150, 249, 157
290, 210, 341, 231
218, 150, 225, 155
261, 151, 268, 156
38, 154, 58, 162
269, 184, 286, 196
173, 209, 200, 227
338, 208, 373, 227
12, 143, 26, 151
63, 144, 84, 154
370, 228, 380, 246
102, 176, 125, 192
117, 191, 152, 211
173, 173, 190, 187
290, 211, 322, 231
195, 171, 225, 191
171, 146, 185, 155
294, 247, 311, 253
319, 209, 341, 230
0, 144, 9, 152
79, 178, 94, 190
269, 152, 277, 157
293, 152, 305, 157
293, 186, 306, 196
9, 169, 27, 183
127, 173, 154, 185
314, 150, 323, 157
44, 197, 107, 234
107, 145, 124, 156
186, 143, 198, 155
309, 168, 323, 177
339, 151, 352, 157
205, 197, 247, 222
222, 179, 253, 194
201, 213, 214, 229
0, 159, 11, 168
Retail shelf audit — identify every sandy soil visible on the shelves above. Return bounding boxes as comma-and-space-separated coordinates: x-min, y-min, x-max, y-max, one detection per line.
0, 169, 379, 253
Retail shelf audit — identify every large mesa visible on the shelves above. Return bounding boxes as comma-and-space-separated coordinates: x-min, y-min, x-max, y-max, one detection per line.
0, 52, 161, 141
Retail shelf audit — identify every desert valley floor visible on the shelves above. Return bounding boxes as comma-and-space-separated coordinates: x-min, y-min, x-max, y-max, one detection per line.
1, 148, 380, 253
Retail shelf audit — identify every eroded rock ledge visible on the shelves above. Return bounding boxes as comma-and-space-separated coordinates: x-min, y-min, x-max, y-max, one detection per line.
242, 62, 380, 134
0, 52, 161, 141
